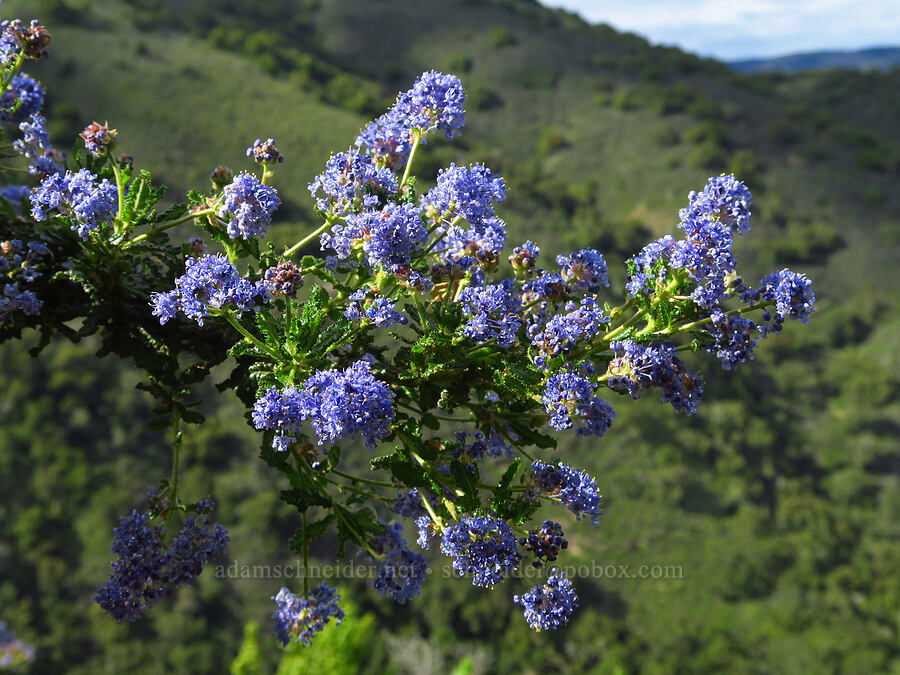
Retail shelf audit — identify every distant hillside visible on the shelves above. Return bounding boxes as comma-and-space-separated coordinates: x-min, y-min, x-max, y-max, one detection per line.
3, 1, 900, 674
732, 46, 900, 72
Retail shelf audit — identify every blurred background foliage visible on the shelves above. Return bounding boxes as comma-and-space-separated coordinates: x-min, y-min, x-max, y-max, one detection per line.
1, 0, 898, 672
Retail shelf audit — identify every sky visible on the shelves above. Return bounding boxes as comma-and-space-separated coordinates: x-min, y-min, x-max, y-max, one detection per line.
541, 0, 900, 61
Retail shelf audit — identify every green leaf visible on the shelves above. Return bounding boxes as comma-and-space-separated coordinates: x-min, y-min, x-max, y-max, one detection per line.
370, 450, 404, 471
450, 461, 481, 511
181, 409, 205, 425
288, 514, 335, 552
390, 461, 429, 487
498, 458, 521, 490
280, 488, 333, 510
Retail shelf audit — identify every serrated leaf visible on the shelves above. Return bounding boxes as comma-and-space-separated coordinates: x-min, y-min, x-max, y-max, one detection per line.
371, 451, 404, 471
280, 488, 333, 510
288, 514, 335, 552
390, 461, 429, 487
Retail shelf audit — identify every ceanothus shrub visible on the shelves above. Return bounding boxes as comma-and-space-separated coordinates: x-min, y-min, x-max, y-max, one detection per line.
0, 7, 816, 647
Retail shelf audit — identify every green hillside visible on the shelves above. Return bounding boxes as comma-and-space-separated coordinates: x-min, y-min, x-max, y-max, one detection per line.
2, 0, 899, 673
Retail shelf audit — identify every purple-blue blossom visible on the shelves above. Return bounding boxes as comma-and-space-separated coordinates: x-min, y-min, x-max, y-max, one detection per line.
681, 174, 753, 236
95, 505, 229, 623
514, 572, 578, 631
371, 522, 429, 604
440, 516, 521, 587
521, 520, 568, 568
391, 489, 429, 520
150, 254, 267, 326
263, 260, 302, 297
1, 282, 42, 321
457, 279, 523, 347
13, 113, 49, 159
356, 108, 413, 170
0, 619, 35, 668
757, 268, 816, 324
607, 340, 704, 415
30, 168, 118, 239
528, 296, 609, 365
288, 360, 395, 449
557, 248, 609, 293
439, 216, 507, 269
541, 370, 615, 437
355, 71, 465, 166
0, 74, 44, 126
401, 70, 466, 139
422, 163, 506, 226
531, 460, 602, 524
309, 149, 397, 216
252, 385, 304, 452
80, 121, 117, 156
246, 137, 284, 164
272, 584, 344, 647
219, 172, 281, 239
323, 202, 426, 273
344, 288, 407, 327
706, 310, 758, 370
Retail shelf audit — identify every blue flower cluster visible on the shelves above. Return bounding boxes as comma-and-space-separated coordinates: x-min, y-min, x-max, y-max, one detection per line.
681, 173, 753, 236
1, 238, 48, 322
264, 260, 303, 297
757, 268, 816, 324
13, 113, 49, 161
0, 620, 35, 668
0, 17, 50, 64
344, 287, 407, 327
95, 505, 229, 623
356, 71, 465, 168
30, 168, 117, 239
556, 248, 609, 294
440, 515, 521, 587
246, 137, 284, 164
299, 361, 395, 449
309, 149, 397, 216
251, 385, 304, 452
529, 296, 610, 365
253, 360, 395, 450
0, 74, 43, 126
706, 310, 758, 370
151, 254, 267, 326
371, 522, 429, 604
0, 19, 27, 67
521, 520, 568, 568
457, 279, 523, 347
509, 240, 540, 274
272, 584, 344, 647
219, 172, 281, 239
531, 460, 602, 524
391, 489, 429, 519
80, 121, 117, 156
607, 340, 704, 415
541, 370, 615, 437
438, 216, 507, 272
422, 163, 506, 226
333, 202, 428, 272
625, 175, 752, 308
513, 572, 578, 631
452, 429, 512, 468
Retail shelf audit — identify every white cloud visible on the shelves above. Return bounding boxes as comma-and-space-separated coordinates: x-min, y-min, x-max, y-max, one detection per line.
543, 0, 900, 59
